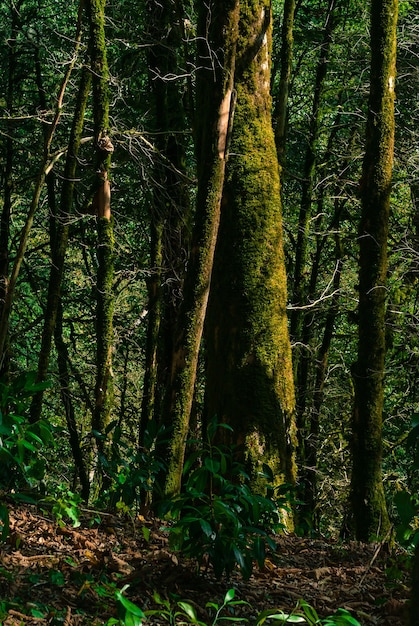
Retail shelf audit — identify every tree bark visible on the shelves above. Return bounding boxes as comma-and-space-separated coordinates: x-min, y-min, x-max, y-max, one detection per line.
140, 0, 191, 442
350, 0, 398, 541
164, 0, 240, 497
205, 0, 297, 489
54, 299, 90, 501
85, 0, 115, 467
275, 0, 296, 166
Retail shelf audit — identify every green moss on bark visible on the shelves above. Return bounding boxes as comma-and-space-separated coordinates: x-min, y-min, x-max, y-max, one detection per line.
350, 0, 397, 541
205, 0, 297, 489
164, 0, 240, 497
93, 216, 115, 447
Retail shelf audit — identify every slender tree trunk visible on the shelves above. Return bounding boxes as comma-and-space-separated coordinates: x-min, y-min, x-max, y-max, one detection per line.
140, 0, 191, 442
275, 0, 296, 166
205, 0, 297, 489
54, 300, 90, 501
85, 0, 115, 466
164, 0, 240, 497
30, 67, 91, 423
140, 220, 163, 436
290, 0, 336, 346
0, 0, 83, 371
0, 6, 18, 379
303, 236, 343, 529
350, 0, 398, 542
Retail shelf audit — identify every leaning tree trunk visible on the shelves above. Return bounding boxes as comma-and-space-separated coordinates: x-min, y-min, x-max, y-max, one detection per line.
85, 0, 115, 470
163, 0, 240, 497
30, 66, 90, 424
350, 0, 398, 542
205, 0, 297, 489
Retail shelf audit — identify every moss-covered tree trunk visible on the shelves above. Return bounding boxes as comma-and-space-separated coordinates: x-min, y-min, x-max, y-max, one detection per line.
164, 0, 240, 497
140, 0, 191, 442
85, 0, 115, 466
350, 0, 397, 542
205, 0, 297, 488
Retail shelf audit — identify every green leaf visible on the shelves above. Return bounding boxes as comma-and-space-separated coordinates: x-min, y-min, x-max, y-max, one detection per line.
260, 463, 274, 482
323, 609, 361, 626
124, 613, 143, 626
25, 430, 44, 446
115, 591, 145, 617
20, 439, 37, 452
178, 601, 198, 621
204, 457, 221, 474
199, 519, 213, 537
298, 599, 320, 624
224, 589, 235, 603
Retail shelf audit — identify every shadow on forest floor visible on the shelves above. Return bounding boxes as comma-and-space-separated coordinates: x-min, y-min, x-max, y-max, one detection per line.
0, 504, 410, 625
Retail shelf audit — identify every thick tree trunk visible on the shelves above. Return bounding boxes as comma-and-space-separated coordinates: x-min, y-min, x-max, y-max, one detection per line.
205, 0, 297, 489
164, 0, 240, 497
350, 0, 397, 541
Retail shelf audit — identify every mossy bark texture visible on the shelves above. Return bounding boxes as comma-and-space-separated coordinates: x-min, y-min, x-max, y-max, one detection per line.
350, 0, 398, 542
205, 0, 297, 487
140, 0, 191, 441
85, 0, 115, 462
164, 0, 240, 497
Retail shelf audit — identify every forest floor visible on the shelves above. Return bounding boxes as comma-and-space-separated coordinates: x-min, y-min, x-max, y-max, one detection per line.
0, 504, 410, 625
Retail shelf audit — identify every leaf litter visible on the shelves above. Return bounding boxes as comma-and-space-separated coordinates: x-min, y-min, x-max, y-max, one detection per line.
0, 504, 410, 625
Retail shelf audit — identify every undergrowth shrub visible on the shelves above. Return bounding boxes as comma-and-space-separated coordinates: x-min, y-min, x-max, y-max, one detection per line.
0, 372, 54, 540
95, 420, 169, 512
394, 413, 419, 548
159, 419, 291, 580
107, 585, 362, 625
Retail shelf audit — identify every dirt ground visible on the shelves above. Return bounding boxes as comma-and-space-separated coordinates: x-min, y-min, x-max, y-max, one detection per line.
0, 504, 410, 625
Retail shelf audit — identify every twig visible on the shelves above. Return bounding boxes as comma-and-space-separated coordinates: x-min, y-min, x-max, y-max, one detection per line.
358, 526, 393, 587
